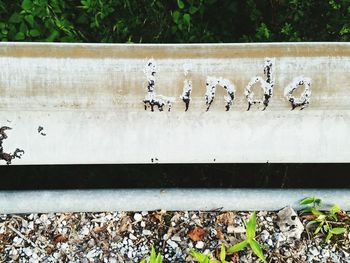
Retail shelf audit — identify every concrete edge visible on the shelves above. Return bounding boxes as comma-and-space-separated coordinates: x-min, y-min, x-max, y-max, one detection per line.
0, 189, 349, 214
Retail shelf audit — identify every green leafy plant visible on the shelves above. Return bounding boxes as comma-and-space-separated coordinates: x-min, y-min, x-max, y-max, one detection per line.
191, 244, 229, 263
1, 1, 350, 43
300, 196, 322, 210
300, 197, 347, 242
228, 212, 267, 263
139, 246, 162, 263
191, 250, 218, 263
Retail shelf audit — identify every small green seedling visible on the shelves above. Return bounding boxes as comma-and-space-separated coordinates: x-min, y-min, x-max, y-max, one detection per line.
227, 212, 267, 263
191, 250, 218, 263
300, 197, 347, 242
300, 196, 322, 211
139, 246, 163, 263
191, 244, 228, 263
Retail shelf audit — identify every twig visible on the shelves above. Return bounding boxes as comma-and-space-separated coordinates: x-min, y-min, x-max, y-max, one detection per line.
7, 224, 37, 248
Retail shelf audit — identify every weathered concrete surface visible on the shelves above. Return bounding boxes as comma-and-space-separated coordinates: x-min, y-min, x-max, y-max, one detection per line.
1, 189, 350, 213
0, 42, 350, 164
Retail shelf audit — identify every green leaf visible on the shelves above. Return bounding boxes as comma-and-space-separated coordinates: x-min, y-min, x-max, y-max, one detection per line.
220, 244, 226, 261
21, 0, 33, 10
19, 22, 27, 35
9, 13, 22, 24
191, 250, 210, 263
24, 15, 34, 27
139, 259, 146, 263
249, 239, 267, 263
314, 222, 324, 235
172, 11, 180, 24
150, 246, 156, 262
29, 29, 40, 37
228, 240, 248, 253
177, 0, 185, 9
314, 198, 322, 206
46, 30, 59, 42
329, 204, 341, 215
156, 252, 162, 263
300, 196, 315, 205
329, 227, 346, 235
14, 32, 25, 40
183, 13, 191, 26
325, 231, 333, 242
189, 6, 198, 14
311, 208, 323, 216
0, 22, 5, 29
246, 212, 256, 239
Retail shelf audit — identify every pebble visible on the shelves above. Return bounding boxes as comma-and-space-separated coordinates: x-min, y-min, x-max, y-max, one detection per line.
142, 230, 152, 236
1, 209, 350, 263
260, 230, 270, 242
195, 241, 205, 249
309, 246, 320, 256
80, 226, 90, 236
171, 235, 182, 242
133, 213, 142, 222
23, 247, 33, 257
88, 238, 95, 248
13, 237, 23, 246
227, 225, 235, 234
167, 239, 178, 249
277, 207, 304, 240
231, 226, 246, 233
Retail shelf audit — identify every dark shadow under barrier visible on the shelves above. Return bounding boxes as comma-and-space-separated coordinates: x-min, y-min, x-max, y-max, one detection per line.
0, 163, 350, 190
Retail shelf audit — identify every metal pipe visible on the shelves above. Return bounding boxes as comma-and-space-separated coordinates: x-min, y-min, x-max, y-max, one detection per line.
0, 189, 349, 214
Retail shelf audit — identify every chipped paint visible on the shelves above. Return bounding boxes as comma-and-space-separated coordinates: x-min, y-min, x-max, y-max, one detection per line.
142, 59, 175, 111
181, 62, 193, 111
205, 77, 236, 111
0, 126, 24, 165
0, 43, 349, 164
284, 77, 312, 110
38, 126, 46, 136
245, 58, 274, 111
181, 80, 192, 111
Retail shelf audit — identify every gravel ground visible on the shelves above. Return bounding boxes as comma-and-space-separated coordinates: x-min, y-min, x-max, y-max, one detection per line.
1, 208, 350, 263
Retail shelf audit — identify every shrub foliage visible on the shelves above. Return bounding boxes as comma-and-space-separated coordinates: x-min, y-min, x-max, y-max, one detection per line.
0, 0, 349, 42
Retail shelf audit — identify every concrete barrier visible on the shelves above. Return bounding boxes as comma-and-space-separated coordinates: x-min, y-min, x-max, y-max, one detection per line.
1, 42, 350, 164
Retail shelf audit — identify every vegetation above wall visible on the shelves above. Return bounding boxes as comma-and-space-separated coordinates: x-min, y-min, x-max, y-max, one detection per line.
0, 0, 349, 43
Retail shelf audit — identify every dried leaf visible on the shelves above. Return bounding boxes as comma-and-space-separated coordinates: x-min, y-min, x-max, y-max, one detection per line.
336, 211, 347, 219
118, 216, 131, 234
152, 210, 166, 223
93, 224, 108, 234
216, 228, 225, 240
231, 252, 239, 263
52, 234, 67, 245
216, 212, 235, 225
301, 214, 318, 220
46, 245, 54, 254
188, 227, 206, 241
